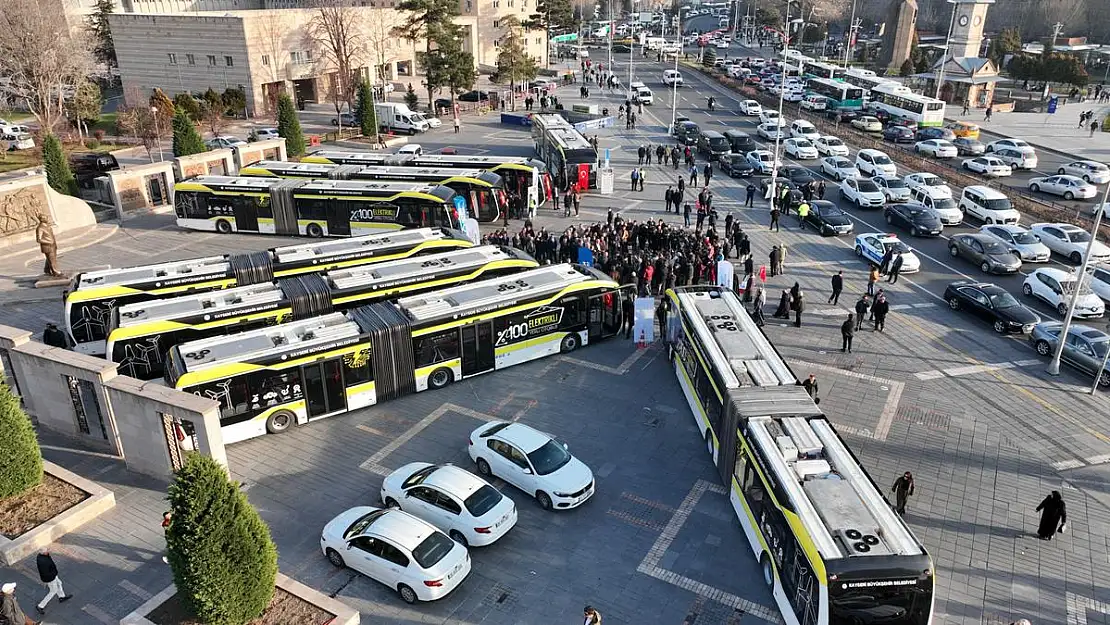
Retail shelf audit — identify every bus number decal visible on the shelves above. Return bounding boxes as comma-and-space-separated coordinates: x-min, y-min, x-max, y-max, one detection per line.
494, 305, 565, 347
350, 206, 397, 222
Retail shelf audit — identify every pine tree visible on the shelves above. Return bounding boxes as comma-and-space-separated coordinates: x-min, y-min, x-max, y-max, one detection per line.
404, 84, 419, 109
0, 383, 43, 500
172, 108, 206, 157
173, 93, 201, 121
276, 93, 305, 157
86, 0, 118, 72
397, 0, 462, 107
42, 134, 78, 197
495, 16, 538, 99
703, 45, 717, 68
166, 454, 277, 625
899, 58, 915, 77
355, 81, 377, 137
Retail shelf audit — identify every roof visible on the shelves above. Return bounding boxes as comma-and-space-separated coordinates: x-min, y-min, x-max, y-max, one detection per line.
496, 423, 553, 453
1034, 266, 1074, 280
424, 465, 488, 498
365, 510, 439, 551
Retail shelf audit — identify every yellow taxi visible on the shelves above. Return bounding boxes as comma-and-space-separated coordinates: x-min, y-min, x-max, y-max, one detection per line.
948, 121, 980, 139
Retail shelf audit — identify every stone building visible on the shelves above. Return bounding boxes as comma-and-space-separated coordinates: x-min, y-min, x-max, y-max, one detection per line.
924, 0, 1000, 107
877, 0, 917, 73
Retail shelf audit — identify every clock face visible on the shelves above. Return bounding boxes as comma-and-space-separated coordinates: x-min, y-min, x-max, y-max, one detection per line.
958, 14, 969, 26
973, 15, 982, 26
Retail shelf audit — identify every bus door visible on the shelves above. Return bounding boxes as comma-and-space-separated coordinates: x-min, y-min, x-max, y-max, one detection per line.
302, 358, 347, 418
233, 196, 260, 233
588, 288, 625, 340
327, 201, 351, 236
461, 322, 495, 376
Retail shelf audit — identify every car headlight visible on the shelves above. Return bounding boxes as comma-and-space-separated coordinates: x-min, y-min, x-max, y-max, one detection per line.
553, 490, 575, 497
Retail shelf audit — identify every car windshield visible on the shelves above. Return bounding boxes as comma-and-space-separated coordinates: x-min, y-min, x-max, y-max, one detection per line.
982, 198, 1012, 210
344, 510, 388, 538
463, 485, 503, 517
527, 440, 573, 475
989, 292, 1020, 309
905, 207, 926, 216
886, 179, 907, 188
923, 176, 943, 186
834, 159, 851, 167
824, 138, 844, 146
934, 198, 958, 210
874, 155, 893, 165
884, 241, 911, 253
759, 153, 773, 162
794, 139, 813, 148
411, 531, 456, 569
982, 240, 1008, 254
1069, 230, 1092, 243
858, 180, 880, 193
1011, 231, 1039, 244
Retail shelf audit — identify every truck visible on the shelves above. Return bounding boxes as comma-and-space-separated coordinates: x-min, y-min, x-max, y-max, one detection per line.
375, 102, 430, 135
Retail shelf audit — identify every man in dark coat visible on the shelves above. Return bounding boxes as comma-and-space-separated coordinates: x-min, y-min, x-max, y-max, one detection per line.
872, 294, 889, 332
637, 145, 645, 164
744, 255, 754, 278
841, 313, 855, 352
887, 253, 904, 283
35, 550, 70, 614
891, 471, 915, 515
769, 207, 780, 231
745, 183, 757, 207
1, 582, 35, 625
664, 186, 674, 212
42, 323, 69, 349
792, 291, 805, 327
801, 373, 818, 398
769, 246, 780, 277
879, 246, 895, 274
828, 270, 843, 304
1036, 491, 1067, 540
854, 296, 870, 331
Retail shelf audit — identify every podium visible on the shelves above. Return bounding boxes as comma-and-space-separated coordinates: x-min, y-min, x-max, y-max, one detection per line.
598, 168, 615, 195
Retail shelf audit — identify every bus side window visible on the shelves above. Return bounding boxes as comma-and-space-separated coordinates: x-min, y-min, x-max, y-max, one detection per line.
176, 191, 208, 219
560, 296, 584, 327
194, 376, 251, 418
414, 331, 460, 367
296, 197, 330, 221
666, 309, 681, 345
344, 348, 373, 385
395, 201, 423, 228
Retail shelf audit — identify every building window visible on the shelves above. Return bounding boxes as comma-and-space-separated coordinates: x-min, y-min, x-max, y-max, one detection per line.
492, 0, 498, 7
306, 49, 314, 61
207, 54, 217, 66
464, 0, 471, 10
493, 18, 499, 28
225, 55, 234, 67
262, 54, 270, 66
508, 0, 513, 6
167, 53, 177, 65
186, 53, 196, 66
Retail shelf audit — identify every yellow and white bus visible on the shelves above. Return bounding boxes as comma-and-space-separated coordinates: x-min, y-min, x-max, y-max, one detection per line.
165, 264, 627, 443
663, 285, 935, 625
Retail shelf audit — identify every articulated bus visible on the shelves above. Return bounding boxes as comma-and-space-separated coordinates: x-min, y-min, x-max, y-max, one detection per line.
303, 151, 553, 213
663, 286, 934, 625
841, 69, 897, 102
106, 246, 538, 380
239, 161, 509, 223
805, 78, 865, 111
64, 228, 471, 356
530, 114, 599, 192
174, 176, 464, 237
867, 83, 946, 127
803, 62, 846, 81
165, 264, 627, 443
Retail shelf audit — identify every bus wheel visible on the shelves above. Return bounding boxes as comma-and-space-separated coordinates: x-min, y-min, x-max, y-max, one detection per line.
705, 429, 714, 455
760, 553, 775, 590
428, 367, 454, 390
215, 219, 232, 234
306, 223, 324, 237
266, 410, 296, 434
560, 334, 579, 353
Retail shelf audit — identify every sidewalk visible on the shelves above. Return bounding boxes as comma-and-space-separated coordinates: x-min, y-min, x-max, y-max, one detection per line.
948, 104, 1110, 162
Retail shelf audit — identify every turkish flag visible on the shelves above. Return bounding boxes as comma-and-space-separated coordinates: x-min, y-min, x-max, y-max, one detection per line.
759, 265, 767, 283
576, 164, 590, 190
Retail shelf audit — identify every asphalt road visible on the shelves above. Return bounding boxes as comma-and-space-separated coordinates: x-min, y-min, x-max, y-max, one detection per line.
606, 50, 1108, 333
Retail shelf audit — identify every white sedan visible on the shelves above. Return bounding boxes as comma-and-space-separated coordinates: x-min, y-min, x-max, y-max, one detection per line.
839, 177, 887, 209
747, 150, 779, 174
759, 110, 787, 128
739, 100, 763, 116
1022, 268, 1106, 318
1058, 160, 1110, 184
814, 136, 850, 157
380, 462, 517, 547
784, 138, 818, 160
903, 172, 953, 199
783, 89, 805, 102
821, 156, 858, 181
962, 156, 1013, 177
979, 224, 1051, 263
757, 122, 786, 141
872, 175, 912, 202
985, 138, 1036, 155
1030, 222, 1110, 264
1028, 175, 1099, 200
468, 421, 594, 511
321, 507, 471, 604
914, 139, 958, 158
854, 233, 921, 273
851, 115, 883, 132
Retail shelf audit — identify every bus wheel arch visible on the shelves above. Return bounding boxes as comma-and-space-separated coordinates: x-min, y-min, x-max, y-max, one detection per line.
215, 219, 233, 234
560, 333, 579, 353
759, 552, 775, 590
428, 367, 454, 390
306, 223, 324, 237
265, 410, 297, 434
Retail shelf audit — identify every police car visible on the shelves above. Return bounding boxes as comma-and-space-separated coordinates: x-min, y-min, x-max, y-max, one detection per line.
854, 233, 922, 273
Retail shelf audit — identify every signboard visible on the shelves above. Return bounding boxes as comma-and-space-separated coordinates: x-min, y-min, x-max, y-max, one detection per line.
598, 168, 614, 194
633, 297, 656, 343
572, 103, 600, 115
551, 33, 579, 43
577, 248, 594, 266
573, 116, 615, 131
1047, 96, 1059, 114
716, 259, 735, 290
638, 11, 653, 23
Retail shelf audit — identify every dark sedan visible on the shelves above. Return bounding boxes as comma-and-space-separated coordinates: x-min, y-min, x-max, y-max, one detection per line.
915, 127, 956, 141
948, 233, 1023, 274
826, 110, 859, 123
781, 165, 815, 186
953, 137, 986, 156
884, 202, 943, 237
883, 125, 915, 143
803, 200, 854, 236
944, 281, 1042, 334
720, 153, 755, 178
457, 90, 491, 102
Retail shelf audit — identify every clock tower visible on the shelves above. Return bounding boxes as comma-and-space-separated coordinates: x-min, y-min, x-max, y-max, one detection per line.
947, 0, 994, 58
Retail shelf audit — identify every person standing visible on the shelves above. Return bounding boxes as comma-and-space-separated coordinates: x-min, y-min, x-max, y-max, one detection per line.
739, 233, 751, 261
703, 162, 713, 185
36, 215, 62, 278
664, 186, 674, 212
683, 202, 692, 227
630, 168, 639, 191
792, 290, 805, 327
623, 291, 635, 339
572, 189, 581, 216
453, 116, 460, 133
743, 254, 754, 279
829, 270, 844, 304
645, 146, 653, 165
752, 287, 767, 326
891, 471, 915, 516
745, 182, 757, 207
35, 550, 70, 615
769, 246, 780, 277
841, 313, 855, 353
1035, 491, 1067, 540
872, 294, 889, 332
887, 252, 904, 283
801, 373, 818, 399
867, 265, 880, 296
816, 180, 826, 199
689, 165, 699, 188
1, 583, 36, 625
42, 322, 69, 349
769, 206, 780, 231
638, 168, 645, 191
584, 605, 603, 625
879, 246, 895, 275
854, 295, 870, 331
985, 104, 993, 121
796, 200, 809, 228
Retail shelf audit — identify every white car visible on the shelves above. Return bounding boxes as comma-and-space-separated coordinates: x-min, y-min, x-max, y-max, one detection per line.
814, 136, 850, 157
380, 463, 518, 547
979, 224, 1052, 263
634, 86, 654, 105
789, 120, 820, 141
662, 69, 684, 86
821, 156, 858, 181
747, 150, 779, 174
1028, 175, 1099, 201
851, 115, 883, 132
1022, 268, 1106, 318
855, 149, 897, 177
854, 233, 921, 273
759, 110, 787, 128
739, 100, 762, 116
840, 177, 887, 209
321, 507, 471, 604
757, 122, 786, 141
991, 147, 1039, 170
800, 95, 828, 111
251, 128, 280, 141
914, 139, 958, 158
468, 421, 594, 511
1030, 223, 1110, 265
985, 138, 1035, 155
1091, 265, 1110, 303
903, 172, 953, 199
962, 156, 1012, 177
205, 135, 247, 149
784, 138, 818, 160
715, 39, 730, 48
783, 89, 805, 102
417, 113, 442, 128
872, 175, 912, 202
1058, 160, 1110, 184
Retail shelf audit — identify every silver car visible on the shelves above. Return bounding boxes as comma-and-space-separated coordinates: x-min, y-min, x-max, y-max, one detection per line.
978, 224, 1051, 262
1028, 322, 1110, 388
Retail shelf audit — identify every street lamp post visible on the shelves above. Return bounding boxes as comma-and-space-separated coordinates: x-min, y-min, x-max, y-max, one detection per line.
934, 0, 959, 100
669, 8, 683, 134
150, 106, 163, 163
1048, 181, 1109, 380
766, 0, 797, 204
628, 2, 639, 101
841, 0, 857, 66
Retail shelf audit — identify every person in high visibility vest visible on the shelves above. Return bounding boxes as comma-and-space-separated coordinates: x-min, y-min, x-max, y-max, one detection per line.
797, 201, 810, 229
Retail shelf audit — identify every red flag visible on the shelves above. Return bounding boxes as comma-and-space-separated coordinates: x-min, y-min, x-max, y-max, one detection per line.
759, 265, 767, 283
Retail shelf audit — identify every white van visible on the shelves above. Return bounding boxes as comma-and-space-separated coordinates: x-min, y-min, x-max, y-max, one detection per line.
789, 120, 819, 141
2, 132, 34, 151
908, 187, 963, 225
663, 69, 684, 86
959, 185, 1020, 224
631, 82, 654, 105
376, 102, 430, 134
645, 37, 667, 51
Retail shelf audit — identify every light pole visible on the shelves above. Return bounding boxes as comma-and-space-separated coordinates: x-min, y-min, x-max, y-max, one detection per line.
669, 8, 684, 134
1048, 181, 1109, 379
1094, 314, 1110, 395
766, 0, 797, 205
628, 1, 639, 100
150, 106, 163, 163
841, 0, 857, 66
934, 0, 959, 100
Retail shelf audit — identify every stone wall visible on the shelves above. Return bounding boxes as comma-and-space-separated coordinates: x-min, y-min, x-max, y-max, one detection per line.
173, 148, 235, 181
104, 162, 176, 219
234, 139, 286, 169
0, 174, 96, 248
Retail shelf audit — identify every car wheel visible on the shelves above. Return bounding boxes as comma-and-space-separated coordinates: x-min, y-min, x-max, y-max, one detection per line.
1099, 370, 1110, 388
1035, 340, 1052, 356
1058, 167, 1066, 175
980, 261, 991, 273
948, 297, 961, 310
449, 530, 469, 547
398, 584, 418, 605
306, 223, 324, 237
428, 367, 454, 390
963, 162, 970, 170
1070, 251, 1083, 264
911, 226, 919, 237
993, 320, 1007, 334
855, 245, 863, 257
1083, 175, 1092, 183
536, 490, 553, 511
384, 497, 400, 509
949, 245, 959, 257
265, 410, 296, 434
1064, 191, 1075, 201
476, 458, 492, 477
325, 548, 345, 568
1030, 184, 1040, 193
1057, 302, 1069, 316
215, 219, 233, 234
885, 214, 893, 224
1022, 283, 1034, 296
560, 333, 579, 353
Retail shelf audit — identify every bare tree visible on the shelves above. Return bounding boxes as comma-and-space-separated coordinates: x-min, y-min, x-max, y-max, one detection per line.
306, 0, 368, 116
366, 9, 405, 90
0, 0, 94, 132
117, 86, 167, 161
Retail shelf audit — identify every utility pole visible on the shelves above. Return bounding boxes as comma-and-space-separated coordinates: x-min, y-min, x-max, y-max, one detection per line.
669, 7, 682, 135
841, 0, 857, 66
935, 0, 959, 100
1050, 22, 1064, 49
766, 0, 795, 207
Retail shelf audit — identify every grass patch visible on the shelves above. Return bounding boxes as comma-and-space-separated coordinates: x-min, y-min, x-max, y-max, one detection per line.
91, 112, 118, 137
0, 111, 35, 124
0, 151, 39, 174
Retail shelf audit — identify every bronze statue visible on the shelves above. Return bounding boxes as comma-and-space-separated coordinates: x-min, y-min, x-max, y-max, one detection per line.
36, 214, 62, 277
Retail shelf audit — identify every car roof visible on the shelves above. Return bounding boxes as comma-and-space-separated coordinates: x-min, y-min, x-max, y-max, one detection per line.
364, 509, 439, 550
1034, 267, 1072, 280
493, 422, 552, 453
858, 148, 885, 155
985, 223, 1024, 232
952, 280, 1003, 293
959, 232, 995, 242
423, 465, 487, 498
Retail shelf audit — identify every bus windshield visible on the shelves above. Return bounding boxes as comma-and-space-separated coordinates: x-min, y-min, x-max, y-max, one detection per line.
830, 580, 932, 625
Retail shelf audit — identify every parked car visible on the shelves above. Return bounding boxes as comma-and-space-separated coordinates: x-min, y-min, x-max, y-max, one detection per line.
855, 149, 897, 177
468, 421, 594, 511
914, 139, 958, 158
1057, 160, 1110, 184
757, 122, 786, 141
962, 156, 1012, 177
992, 147, 1039, 170
851, 115, 883, 132
854, 232, 921, 272
720, 153, 755, 178
330, 112, 357, 126
820, 156, 858, 181
903, 172, 953, 199
883, 125, 915, 143
948, 233, 1022, 273
784, 138, 818, 160
1029, 223, 1110, 264
1028, 323, 1110, 387
814, 135, 850, 157
1022, 267, 1106, 317
738, 100, 762, 116
70, 152, 120, 188
944, 281, 1041, 334
952, 137, 986, 156
457, 90, 491, 102
914, 127, 956, 141
249, 127, 280, 141
747, 150, 779, 174
872, 175, 912, 202
840, 177, 887, 209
